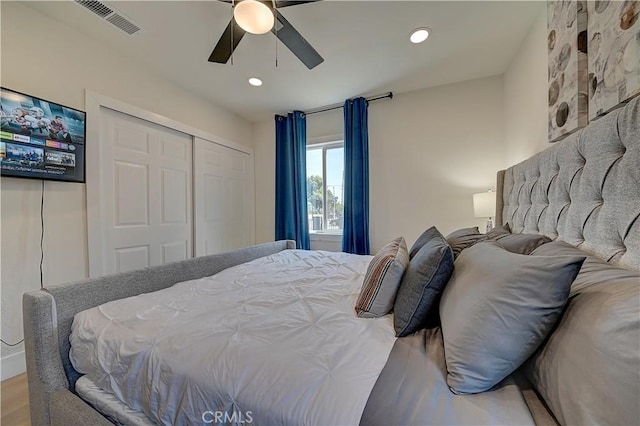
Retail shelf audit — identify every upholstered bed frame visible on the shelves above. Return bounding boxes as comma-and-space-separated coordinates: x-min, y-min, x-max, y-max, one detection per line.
23, 241, 296, 426
496, 96, 639, 272
22, 97, 638, 425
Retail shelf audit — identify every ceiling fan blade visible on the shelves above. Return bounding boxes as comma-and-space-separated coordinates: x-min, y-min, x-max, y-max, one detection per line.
273, 10, 324, 69
275, 0, 321, 8
208, 18, 246, 64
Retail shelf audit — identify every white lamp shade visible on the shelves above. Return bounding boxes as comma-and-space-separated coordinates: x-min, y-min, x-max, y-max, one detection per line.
473, 192, 496, 218
234, 0, 274, 35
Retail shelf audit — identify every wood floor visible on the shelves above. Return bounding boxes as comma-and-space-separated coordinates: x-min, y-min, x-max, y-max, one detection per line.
1, 373, 30, 426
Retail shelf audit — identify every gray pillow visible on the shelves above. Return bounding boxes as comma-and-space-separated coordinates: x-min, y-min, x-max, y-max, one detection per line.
394, 227, 454, 337
493, 233, 552, 254
355, 237, 409, 318
445, 224, 512, 259
439, 242, 585, 394
445, 227, 480, 239
524, 241, 640, 426
445, 227, 483, 259
485, 223, 511, 240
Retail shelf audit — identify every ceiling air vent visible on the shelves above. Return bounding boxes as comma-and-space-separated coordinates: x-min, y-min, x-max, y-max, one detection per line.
75, 0, 112, 17
106, 13, 141, 35
75, 0, 141, 35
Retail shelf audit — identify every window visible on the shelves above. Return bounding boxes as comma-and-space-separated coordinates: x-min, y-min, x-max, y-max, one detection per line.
306, 142, 344, 233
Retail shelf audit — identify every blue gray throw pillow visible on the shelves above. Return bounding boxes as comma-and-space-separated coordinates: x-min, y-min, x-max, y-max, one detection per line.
439, 242, 585, 394
393, 227, 454, 337
408, 226, 443, 259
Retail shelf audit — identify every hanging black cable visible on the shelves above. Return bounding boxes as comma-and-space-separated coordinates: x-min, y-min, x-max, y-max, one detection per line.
274, 4, 278, 67
1, 180, 45, 348
40, 179, 45, 289
231, 0, 235, 66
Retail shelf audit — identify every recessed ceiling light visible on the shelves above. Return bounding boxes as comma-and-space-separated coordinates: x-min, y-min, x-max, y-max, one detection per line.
248, 77, 263, 87
410, 27, 430, 44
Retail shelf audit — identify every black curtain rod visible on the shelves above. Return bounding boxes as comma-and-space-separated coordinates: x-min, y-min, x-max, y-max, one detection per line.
303, 92, 394, 116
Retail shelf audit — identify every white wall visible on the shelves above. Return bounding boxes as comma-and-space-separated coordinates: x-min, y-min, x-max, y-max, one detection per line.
0, 2, 252, 378
253, 119, 277, 247
503, 9, 549, 166
254, 75, 506, 253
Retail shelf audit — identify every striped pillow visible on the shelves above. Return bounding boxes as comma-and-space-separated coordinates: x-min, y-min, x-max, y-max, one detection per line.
355, 237, 410, 318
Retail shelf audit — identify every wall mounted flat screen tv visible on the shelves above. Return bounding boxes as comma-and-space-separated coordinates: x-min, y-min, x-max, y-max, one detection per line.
1, 87, 86, 183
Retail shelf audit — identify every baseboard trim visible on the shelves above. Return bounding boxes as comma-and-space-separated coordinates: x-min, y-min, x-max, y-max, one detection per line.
1, 350, 26, 381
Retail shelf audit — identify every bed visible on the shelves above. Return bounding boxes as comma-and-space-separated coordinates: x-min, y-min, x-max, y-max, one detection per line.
23, 96, 639, 425
69, 250, 396, 425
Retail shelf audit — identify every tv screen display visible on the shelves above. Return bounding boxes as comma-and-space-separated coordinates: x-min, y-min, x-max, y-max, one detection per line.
1, 87, 86, 183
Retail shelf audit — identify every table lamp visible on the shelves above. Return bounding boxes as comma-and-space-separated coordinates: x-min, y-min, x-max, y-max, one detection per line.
473, 190, 496, 233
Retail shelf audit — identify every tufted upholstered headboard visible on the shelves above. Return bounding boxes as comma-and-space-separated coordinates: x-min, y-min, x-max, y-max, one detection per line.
496, 96, 639, 271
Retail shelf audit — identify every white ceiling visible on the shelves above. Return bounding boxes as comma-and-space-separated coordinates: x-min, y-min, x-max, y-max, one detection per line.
26, 1, 544, 122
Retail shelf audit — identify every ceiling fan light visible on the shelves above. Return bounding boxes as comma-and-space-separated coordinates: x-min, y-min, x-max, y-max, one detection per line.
410, 27, 430, 44
234, 0, 275, 35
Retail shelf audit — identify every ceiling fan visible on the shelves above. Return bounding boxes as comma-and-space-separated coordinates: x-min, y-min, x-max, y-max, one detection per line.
208, 0, 324, 70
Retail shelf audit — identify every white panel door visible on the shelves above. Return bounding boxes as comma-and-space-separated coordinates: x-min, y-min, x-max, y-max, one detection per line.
194, 137, 252, 256
99, 107, 192, 274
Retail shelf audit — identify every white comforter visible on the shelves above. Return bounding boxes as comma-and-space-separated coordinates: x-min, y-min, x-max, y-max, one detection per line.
70, 250, 396, 425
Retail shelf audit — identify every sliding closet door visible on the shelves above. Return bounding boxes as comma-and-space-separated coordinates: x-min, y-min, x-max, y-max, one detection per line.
97, 107, 193, 274
194, 137, 253, 256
